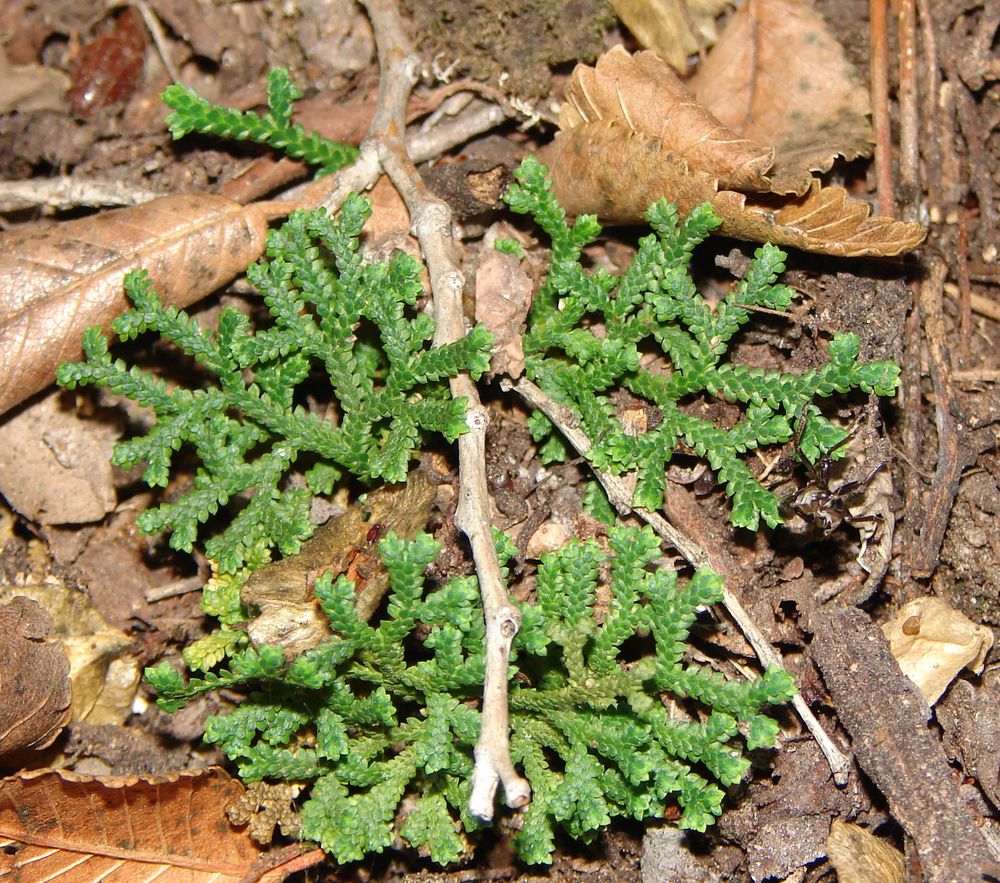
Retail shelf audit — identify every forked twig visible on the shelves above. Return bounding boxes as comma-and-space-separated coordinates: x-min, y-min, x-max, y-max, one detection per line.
353, 0, 530, 819
504, 375, 852, 786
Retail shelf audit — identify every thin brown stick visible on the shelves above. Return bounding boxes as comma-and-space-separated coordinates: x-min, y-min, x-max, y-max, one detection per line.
812, 607, 997, 881
915, 0, 943, 212
902, 257, 967, 579
953, 369, 1000, 383
896, 0, 919, 221
957, 213, 972, 363
896, 288, 924, 598
870, 0, 895, 218
504, 375, 852, 786
359, 0, 530, 820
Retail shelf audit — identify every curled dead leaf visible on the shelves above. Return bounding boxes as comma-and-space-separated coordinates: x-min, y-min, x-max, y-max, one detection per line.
561, 46, 773, 192
0, 596, 71, 759
0, 193, 270, 418
0, 580, 139, 726
541, 121, 925, 257
539, 48, 926, 257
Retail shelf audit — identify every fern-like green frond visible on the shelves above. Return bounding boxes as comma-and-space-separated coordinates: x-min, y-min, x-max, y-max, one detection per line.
163, 68, 358, 175
58, 200, 491, 572
505, 156, 900, 531
147, 527, 792, 864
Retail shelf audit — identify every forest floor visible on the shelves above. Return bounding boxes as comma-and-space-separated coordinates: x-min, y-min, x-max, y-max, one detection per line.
0, 0, 998, 881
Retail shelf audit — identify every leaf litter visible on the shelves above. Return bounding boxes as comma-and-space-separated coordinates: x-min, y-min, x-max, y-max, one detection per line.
539, 46, 925, 256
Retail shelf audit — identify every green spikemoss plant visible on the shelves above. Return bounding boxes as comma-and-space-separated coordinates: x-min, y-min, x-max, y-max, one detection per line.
56, 75, 809, 865
506, 157, 901, 531
147, 525, 795, 865
56, 194, 493, 575
162, 68, 359, 176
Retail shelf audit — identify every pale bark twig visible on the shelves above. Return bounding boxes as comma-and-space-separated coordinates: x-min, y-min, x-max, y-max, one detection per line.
504, 375, 852, 786
133, 0, 182, 85
0, 177, 162, 212
357, 0, 530, 820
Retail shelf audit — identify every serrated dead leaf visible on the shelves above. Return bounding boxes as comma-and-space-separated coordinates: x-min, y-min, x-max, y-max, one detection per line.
541, 120, 924, 257
689, 0, 873, 196
0, 597, 71, 759
0, 193, 270, 418
561, 46, 773, 192
539, 49, 926, 257
0, 767, 291, 882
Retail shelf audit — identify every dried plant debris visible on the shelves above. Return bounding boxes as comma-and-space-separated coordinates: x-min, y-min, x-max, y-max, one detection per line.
882, 596, 994, 706
474, 247, 533, 378
0, 391, 117, 525
240, 471, 435, 658
826, 820, 904, 883
609, 0, 731, 73
539, 47, 925, 256
0, 193, 270, 417
227, 780, 302, 845
690, 0, 874, 196
0, 579, 139, 727
0, 768, 265, 880
0, 46, 70, 115
0, 596, 71, 759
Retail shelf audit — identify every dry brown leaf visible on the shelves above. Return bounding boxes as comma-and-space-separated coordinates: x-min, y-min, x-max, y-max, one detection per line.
0, 390, 118, 524
0, 193, 270, 418
882, 596, 994, 706
0, 580, 139, 726
561, 46, 773, 192
475, 249, 533, 379
0, 46, 69, 114
242, 471, 435, 657
539, 49, 926, 257
540, 120, 925, 257
609, 0, 732, 73
0, 597, 71, 759
0, 767, 285, 882
826, 819, 905, 883
690, 0, 873, 196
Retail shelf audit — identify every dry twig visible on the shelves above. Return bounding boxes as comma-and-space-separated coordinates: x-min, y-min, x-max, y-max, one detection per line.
870, 0, 895, 217
896, 0, 920, 220
338, 0, 530, 820
902, 257, 974, 580
811, 606, 996, 881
